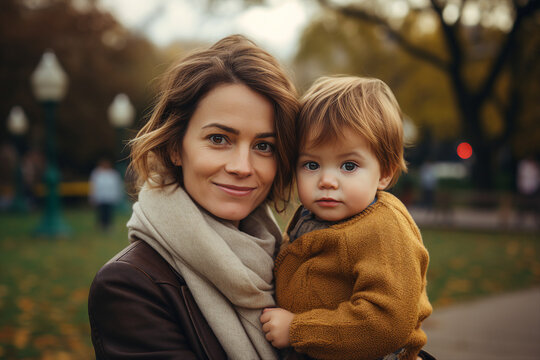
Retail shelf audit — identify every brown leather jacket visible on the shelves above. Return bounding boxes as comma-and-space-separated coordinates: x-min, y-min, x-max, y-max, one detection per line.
88, 240, 227, 360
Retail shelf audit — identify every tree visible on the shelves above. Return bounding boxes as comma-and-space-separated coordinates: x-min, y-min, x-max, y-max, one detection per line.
310, 0, 540, 189
293, 13, 460, 142
0, 0, 164, 180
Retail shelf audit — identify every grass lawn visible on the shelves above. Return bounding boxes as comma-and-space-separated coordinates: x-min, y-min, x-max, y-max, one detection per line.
1, 208, 539, 359
0, 208, 130, 360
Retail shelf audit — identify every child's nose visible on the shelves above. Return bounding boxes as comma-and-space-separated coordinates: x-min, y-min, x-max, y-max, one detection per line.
318, 171, 338, 189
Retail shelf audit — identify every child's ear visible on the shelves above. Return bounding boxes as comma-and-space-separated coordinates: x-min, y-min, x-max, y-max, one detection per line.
377, 172, 393, 190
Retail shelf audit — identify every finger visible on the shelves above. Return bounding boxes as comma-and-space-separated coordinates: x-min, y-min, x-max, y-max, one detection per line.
260, 312, 270, 323
262, 307, 275, 313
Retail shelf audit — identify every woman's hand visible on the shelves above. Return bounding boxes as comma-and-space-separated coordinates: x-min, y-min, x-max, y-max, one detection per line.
260, 307, 294, 348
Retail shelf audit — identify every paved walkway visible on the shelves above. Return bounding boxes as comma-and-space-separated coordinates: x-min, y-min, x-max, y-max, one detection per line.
409, 207, 539, 232
422, 287, 540, 360
411, 207, 540, 359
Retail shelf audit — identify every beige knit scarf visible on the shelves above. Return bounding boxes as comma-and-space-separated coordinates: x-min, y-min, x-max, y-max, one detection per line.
126, 183, 281, 360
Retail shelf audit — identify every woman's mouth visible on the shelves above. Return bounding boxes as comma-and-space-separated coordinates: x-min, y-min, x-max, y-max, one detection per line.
215, 183, 255, 197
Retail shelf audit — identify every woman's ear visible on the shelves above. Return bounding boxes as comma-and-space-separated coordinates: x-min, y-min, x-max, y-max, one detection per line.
171, 151, 182, 166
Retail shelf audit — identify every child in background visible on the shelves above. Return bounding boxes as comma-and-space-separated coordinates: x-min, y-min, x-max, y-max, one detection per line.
261, 76, 433, 360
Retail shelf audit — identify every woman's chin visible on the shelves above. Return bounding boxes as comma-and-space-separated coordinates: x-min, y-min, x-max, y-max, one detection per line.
208, 206, 253, 225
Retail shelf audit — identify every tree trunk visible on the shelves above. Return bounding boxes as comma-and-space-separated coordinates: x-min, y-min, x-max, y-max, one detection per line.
457, 93, 495, 190
470, 142, 494, 189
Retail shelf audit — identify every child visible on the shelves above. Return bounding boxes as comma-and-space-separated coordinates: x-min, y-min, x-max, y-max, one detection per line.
260, 76, 433, 360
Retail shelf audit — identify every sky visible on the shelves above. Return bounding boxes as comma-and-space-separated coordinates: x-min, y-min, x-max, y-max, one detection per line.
93, 0, 514, 60
96, 0, 317, 60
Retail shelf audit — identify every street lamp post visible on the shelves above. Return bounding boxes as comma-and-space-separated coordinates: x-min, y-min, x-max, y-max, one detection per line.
31, 51, 70, 237
7, 106, 29, 213
108, 93, 135, 213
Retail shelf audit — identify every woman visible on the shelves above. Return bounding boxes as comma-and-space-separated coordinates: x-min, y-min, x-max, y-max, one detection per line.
88, 35, 299, 359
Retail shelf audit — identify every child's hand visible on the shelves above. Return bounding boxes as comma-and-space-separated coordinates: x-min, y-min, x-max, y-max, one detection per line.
260, 307, 294, 349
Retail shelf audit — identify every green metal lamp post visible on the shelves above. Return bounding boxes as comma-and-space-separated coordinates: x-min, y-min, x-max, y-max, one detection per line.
108, 93, 135, 213
31, 51, 70, 237
7, 106, 29, 213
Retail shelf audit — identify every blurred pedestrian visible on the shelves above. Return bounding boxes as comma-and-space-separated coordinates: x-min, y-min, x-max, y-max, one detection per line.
89, 158, 123, 231
420, 159, 437, 210
516, 156, 540, 225
21, 148, 45, 210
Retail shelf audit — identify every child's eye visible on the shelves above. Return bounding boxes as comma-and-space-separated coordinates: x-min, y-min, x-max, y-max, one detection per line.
208, 134, 228, 145
303, 161, 319, 171
254, 142, 274, 154
341, 162, 358, 172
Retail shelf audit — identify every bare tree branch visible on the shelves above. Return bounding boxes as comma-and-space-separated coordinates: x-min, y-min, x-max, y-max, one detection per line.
313, 0, 539, 187
477, 0, 540, 104
429, 0, 463, 67
318, 0, 449, 71
429, 0, 469, 101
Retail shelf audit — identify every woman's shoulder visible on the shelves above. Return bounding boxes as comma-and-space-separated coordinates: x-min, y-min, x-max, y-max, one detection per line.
88, 241, 224, 360
93, 240, 185, 293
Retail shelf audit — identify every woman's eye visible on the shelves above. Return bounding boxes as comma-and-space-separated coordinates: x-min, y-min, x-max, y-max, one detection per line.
255, 142, 274, 153
341, 162, 358, 172
209, 135, 227, 145
303, 161, 319, 171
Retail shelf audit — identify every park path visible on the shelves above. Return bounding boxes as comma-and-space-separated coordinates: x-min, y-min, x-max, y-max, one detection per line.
410, 206, 539, 359
422, 286, 540, 360
409, 206, 539, 232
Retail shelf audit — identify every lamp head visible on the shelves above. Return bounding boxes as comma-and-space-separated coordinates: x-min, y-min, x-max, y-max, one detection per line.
108, 93, 135, 128
7, 106, 28, 135
30, 51, 68, 102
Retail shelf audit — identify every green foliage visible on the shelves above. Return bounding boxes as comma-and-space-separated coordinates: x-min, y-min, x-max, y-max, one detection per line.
293, 12, 461, 140
0, 208, 129, 359
423, 228, 540, 307
296, 0, 540, 188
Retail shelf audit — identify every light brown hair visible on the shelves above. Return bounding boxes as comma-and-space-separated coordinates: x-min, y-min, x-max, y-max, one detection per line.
129, 35, 299, 210
298, 76, 407, 188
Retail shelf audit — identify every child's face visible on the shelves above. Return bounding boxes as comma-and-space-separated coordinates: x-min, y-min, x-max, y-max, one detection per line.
296, 130, 392, 222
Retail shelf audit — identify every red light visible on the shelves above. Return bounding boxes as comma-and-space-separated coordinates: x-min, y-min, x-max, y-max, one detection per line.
457, 142, 473, 159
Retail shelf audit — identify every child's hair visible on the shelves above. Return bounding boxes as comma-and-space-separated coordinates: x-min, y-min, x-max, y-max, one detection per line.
298, 76, 407, 188
128, 34, 299, 210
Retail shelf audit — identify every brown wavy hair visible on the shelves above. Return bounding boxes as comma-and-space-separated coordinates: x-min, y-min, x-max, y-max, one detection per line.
128, 35, 299, 211
298, 76, 407, 188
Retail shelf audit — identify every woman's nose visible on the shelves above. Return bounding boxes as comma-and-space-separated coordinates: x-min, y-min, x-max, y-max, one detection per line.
225, 145, 253, 177
318, 170, 338, 189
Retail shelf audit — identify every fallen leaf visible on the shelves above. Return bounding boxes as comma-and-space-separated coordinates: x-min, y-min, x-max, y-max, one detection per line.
16, 297, 35, 312
445, 278, 472, 292
33, 334, 59, 349
70, 288, 89, 304
449, 257, 466, 269
506, 241, 520, 256
13, 328, 30, 349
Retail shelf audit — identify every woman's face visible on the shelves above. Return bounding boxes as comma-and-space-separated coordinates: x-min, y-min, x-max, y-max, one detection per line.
174, 83, 277, 226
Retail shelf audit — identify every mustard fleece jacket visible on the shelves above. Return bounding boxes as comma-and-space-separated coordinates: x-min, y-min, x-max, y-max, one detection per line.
274, 191, 432, 360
